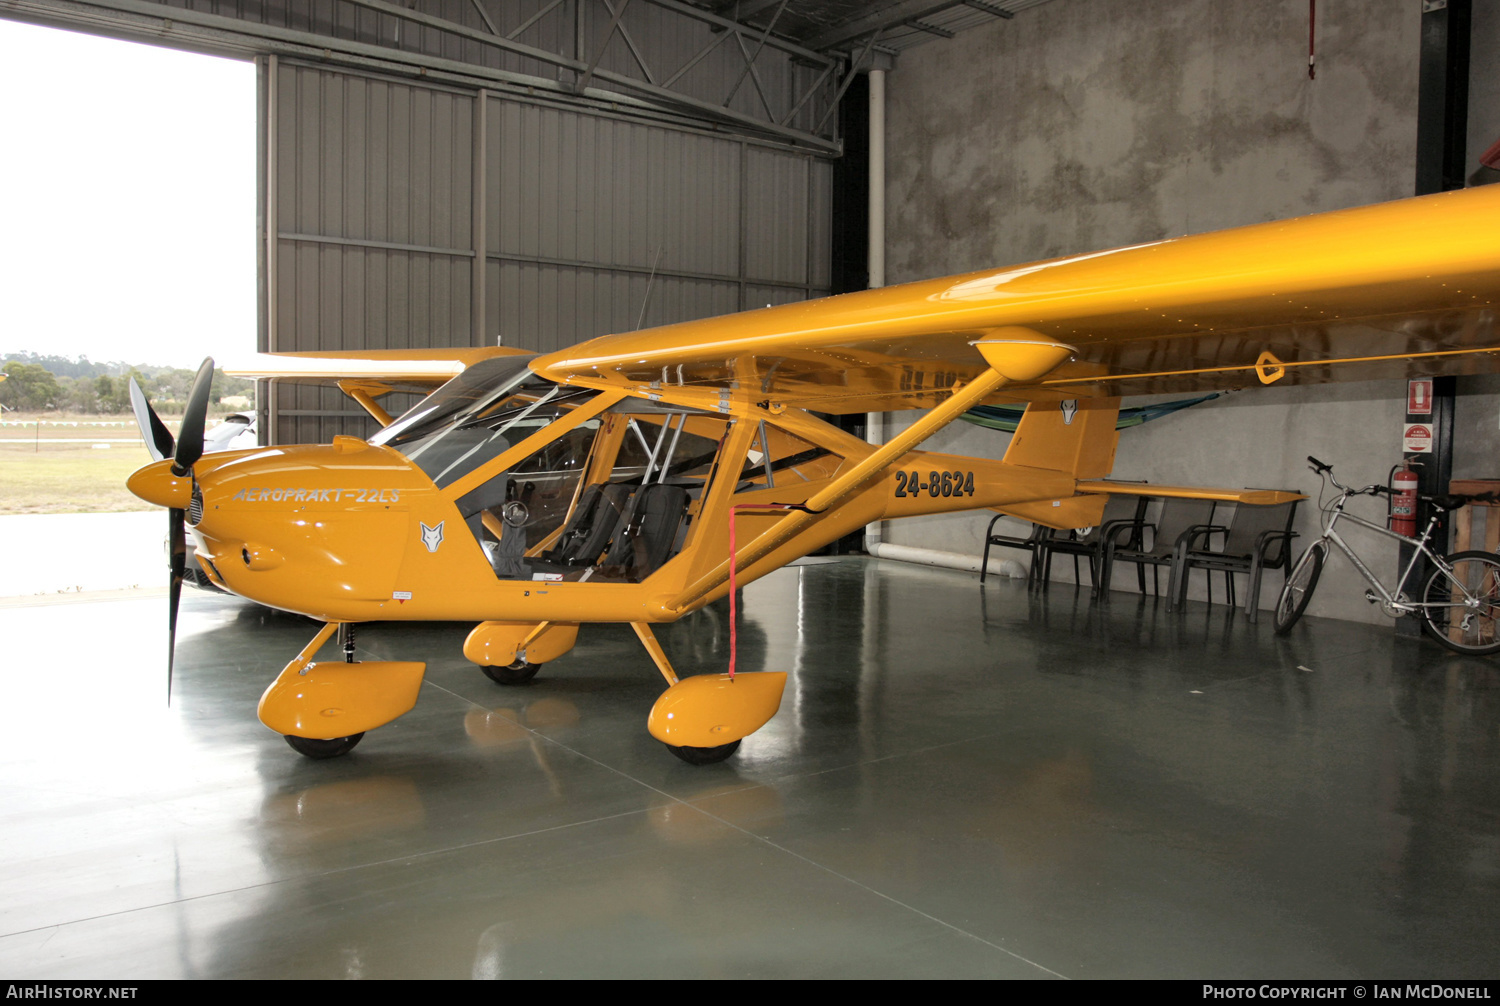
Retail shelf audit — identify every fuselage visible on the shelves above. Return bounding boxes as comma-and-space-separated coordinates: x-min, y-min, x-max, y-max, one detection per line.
129, 357, 1089, 626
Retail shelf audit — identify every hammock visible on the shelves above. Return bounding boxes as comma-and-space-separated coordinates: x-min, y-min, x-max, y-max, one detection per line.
960, 393, 1221, 433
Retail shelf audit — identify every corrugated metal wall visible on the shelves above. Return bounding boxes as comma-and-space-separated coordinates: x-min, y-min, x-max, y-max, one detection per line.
264, 58, 833, 443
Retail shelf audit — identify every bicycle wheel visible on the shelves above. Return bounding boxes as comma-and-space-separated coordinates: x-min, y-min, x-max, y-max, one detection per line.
1274, 543, 1324, 635
1421, 551, 1500, 655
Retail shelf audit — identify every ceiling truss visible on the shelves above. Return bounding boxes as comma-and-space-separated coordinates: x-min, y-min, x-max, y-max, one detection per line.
0, 0, 1054, 152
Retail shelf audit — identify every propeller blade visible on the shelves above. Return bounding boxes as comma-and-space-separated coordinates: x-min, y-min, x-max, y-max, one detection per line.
173, 358, 215, 475
168, 507, 186, 704
128, 377, 175, 462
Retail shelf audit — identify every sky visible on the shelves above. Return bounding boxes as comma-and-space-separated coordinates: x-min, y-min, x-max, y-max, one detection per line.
0, 18, 255, 370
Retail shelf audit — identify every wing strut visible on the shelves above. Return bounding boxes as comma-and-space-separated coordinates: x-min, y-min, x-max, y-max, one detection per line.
668, 338, 1074, 613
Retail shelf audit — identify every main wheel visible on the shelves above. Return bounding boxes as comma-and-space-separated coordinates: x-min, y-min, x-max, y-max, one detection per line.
1421, 551, 1500, 655
665, 739, 741, 765
284, 732, 364, 759
1274, 543, 1325, 635
481, 660, 542, 685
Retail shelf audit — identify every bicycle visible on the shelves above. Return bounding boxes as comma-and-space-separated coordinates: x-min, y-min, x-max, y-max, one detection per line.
1273, 456, 1500, 655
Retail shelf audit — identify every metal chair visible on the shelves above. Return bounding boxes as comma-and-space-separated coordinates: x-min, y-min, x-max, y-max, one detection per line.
1172, 497, 1300, 621
980, 515, 1054, 585
1099, 497, 1220, 604
1040, 494, 1152, 596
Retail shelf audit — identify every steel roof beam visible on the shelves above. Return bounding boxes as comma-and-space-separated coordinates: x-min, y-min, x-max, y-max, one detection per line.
469, 0, 500, 34
962, 0, 1016, 18
505, 0, 568, 40
723, 0, 786, 107
336, 0, 837, 148
11, 0, 841, 152
710, 0, 785, 20
598, 0, 658, 87
634, 0, 835, 66
796, 1, 968, 51
905, 19, 955, 38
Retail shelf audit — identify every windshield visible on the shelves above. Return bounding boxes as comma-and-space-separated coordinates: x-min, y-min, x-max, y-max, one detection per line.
373, 359, 599, 488
370, 354, 539, 449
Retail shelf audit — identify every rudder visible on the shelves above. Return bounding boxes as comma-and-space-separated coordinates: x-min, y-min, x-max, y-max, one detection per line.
1002, 396, 1120, 478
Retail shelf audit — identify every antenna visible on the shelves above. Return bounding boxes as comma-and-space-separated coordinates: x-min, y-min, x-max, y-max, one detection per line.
636, 244, 664, 331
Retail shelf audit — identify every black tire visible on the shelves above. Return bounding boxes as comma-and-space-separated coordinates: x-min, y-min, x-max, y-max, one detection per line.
1274, 543, 1324, 635
481, 660, 542, 685
665, 739, 741, 765
284, 732, 364, 759
1421, 551, 1500, 655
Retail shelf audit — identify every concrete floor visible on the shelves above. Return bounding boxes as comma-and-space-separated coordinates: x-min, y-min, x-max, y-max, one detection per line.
1, 556, 1497, 979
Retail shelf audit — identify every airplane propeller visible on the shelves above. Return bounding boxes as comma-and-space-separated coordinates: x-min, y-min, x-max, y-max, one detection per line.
127, 377, 175, 462
128, 359, 215, 702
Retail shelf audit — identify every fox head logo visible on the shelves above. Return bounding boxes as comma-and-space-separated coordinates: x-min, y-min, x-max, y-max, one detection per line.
420, 521, 444, 553
1060, 399, 1078, 425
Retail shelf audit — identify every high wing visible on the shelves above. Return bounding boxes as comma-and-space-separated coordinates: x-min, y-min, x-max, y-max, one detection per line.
532, 186, 1500, 414
222, 347, 532, 425
223, 347, 529, 391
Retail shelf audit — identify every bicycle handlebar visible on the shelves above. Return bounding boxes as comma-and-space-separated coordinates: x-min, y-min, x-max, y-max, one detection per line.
1304, 457, 1500, 509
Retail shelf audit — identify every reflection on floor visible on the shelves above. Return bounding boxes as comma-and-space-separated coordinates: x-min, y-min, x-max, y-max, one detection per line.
1, 557, 1497, 978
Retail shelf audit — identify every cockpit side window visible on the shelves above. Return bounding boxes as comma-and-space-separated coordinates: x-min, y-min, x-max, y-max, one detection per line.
458, 407, 732, 584
735, 421, 841, 491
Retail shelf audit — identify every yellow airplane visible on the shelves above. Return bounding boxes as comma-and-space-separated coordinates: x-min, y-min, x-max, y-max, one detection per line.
126, 184, 1500, 763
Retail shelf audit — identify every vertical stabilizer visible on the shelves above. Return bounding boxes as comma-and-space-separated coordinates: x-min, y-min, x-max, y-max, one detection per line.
1002, 397, 1120, 478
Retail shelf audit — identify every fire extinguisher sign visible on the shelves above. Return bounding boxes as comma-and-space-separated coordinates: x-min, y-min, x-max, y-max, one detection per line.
1408, 378, 1433, 415
1403, 423, 1434, 453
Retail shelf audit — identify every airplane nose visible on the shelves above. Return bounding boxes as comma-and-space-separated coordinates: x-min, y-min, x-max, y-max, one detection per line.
127, 459, 192, 509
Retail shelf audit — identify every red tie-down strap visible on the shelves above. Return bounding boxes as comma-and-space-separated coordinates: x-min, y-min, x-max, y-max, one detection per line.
726, 502, 817, 679
1482, 136, 1500, 171
1308, 0, 1316, 80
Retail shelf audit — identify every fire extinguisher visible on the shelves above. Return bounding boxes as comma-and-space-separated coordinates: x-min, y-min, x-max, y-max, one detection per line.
1390, 464, 1420, 537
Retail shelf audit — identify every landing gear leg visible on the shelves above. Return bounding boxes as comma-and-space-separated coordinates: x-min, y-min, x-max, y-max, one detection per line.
633, 622, 756, 766
260, 621, 426, 759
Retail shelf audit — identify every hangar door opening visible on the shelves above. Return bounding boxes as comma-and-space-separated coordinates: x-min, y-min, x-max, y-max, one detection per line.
261, 58, 834, 446
0, 20, 254, 375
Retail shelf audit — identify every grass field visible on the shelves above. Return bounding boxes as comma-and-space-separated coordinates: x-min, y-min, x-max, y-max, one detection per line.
1, 411, 257, 514
0, 443, 158, 513
0, 413, 187, 514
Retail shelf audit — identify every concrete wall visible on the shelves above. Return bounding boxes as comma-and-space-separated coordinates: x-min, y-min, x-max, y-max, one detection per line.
886, 0, 1418, 275
881, 0, 1499, 625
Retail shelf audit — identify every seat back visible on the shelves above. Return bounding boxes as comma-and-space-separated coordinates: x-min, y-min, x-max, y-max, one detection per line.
602, 483, 690, 578
1074, 493, 1149, 545
1219, 498, 1300, 566
1145, 497, 1217, 555
548, 482, 633, 565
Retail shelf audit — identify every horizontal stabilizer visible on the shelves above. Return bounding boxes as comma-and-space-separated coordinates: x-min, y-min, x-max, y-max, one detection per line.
993, 495, 1110, 530
1081, 481, 1305, 505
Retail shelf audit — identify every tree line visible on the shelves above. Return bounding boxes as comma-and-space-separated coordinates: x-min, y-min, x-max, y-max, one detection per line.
0, 354, 254, 414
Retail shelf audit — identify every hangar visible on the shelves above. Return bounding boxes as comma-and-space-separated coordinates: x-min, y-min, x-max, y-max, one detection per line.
1, 0, 1498, 979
